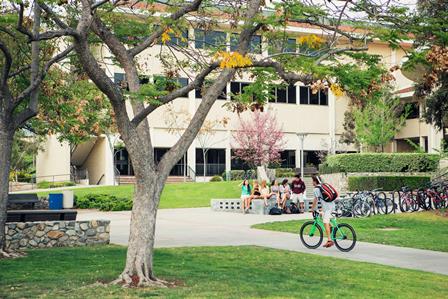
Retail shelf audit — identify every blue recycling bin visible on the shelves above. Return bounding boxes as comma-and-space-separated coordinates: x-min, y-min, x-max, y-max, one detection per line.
48, 193, 63, 210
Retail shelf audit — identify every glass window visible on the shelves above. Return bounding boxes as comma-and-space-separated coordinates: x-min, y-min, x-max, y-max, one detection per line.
319, 90, 328, 105
288, 85, 297, 104
195, 29, 226, 50
309, 91, 319, 105
299, 86, 309, 104
405, 102, 419, 119
231, 33, 262, 54
195, 85, 227, 100
268, 38, 297, 55
277, 87, 287, 103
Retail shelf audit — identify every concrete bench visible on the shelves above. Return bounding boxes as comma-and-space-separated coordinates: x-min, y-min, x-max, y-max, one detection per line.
211, 199, 267, 215
211, 198, 323, 215
6, 209, 77, 223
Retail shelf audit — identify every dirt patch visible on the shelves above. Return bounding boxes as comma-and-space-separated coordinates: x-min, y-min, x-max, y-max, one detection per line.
377, 227, 401, 231
434, 209, 448, 218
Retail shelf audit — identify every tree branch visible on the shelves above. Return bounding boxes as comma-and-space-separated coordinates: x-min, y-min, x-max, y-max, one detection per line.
0, 41, 13, 89
13, 45, 75, 112
130, 62, 220, 127
16, 3, 33, 40
128, 0, 204, 58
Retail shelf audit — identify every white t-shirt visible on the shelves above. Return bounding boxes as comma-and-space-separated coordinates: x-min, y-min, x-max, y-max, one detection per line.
314, 187, 335, 212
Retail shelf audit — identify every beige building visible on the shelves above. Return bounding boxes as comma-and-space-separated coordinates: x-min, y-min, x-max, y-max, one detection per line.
36, 14, 444, 184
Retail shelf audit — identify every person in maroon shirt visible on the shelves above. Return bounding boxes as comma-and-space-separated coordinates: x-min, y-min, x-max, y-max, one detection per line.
291, 174, 306, 213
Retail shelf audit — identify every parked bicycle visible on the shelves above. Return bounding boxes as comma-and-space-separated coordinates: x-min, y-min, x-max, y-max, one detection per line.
299, 211, 357, 252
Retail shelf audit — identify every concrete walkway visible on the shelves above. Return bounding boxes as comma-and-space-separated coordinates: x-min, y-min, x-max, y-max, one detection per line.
78, 208, 448, 276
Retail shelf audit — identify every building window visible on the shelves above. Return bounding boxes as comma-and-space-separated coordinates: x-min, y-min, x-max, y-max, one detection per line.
404, 102, 419, 119
154, 76, 189, 97
194, 29, 226, 50
230, 33, 262, 54
230, 81, 251, 101
196, 148, 226, 176
279, 150, 296, 169
231, 149, 251, 170
195, 85, 227, 100
156, 27, 188, 47
269, 85, 297, 104
154, 148, 187, 176
268, 38, 297, 55
299, 86, 328, 106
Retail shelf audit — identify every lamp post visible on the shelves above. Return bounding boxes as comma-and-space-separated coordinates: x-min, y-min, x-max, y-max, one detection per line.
296, 133, 308, 179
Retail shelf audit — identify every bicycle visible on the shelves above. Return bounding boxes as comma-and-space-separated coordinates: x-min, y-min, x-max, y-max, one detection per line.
299, 211, 357, 252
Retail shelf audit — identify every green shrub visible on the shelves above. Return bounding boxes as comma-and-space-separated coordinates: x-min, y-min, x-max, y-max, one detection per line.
210, 175, 223, 182
222, 170, 246, 181
321, 153, 440, 173
74, 193, 132, 211
275, 168, 296, 178
348, 176, 431, 191
37, 181, 76, 189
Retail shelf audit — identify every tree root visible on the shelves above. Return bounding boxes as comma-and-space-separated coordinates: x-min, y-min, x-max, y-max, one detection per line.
0, 249, 26, 259
111, 272, 170, 288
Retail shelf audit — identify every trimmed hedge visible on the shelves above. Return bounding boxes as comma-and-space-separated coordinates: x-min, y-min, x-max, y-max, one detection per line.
222, 170, 246, 181
74, 193, 132, 211
321, 153, 440, 173
348, 176, 431, 191
275, 168, 296, 178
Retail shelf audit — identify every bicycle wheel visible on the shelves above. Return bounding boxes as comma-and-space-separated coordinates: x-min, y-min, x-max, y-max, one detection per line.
299, 221, 323, 249
399, 194, 411, 212
333, 223, 357, 252
353, 200, 371, 218
375, 192, 387, 214
384, 198, 394, 214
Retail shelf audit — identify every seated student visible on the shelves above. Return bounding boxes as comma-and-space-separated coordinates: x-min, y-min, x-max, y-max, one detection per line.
248, 180, 262, 202
239, 179, 251, 214
291, 173, 306, 213
259, 180, 270, 206
279, 179, 291, 209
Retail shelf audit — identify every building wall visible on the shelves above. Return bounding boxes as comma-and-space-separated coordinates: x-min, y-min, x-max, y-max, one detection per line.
35, 25, 445, 184
82, 136, 114, 185
36, 135, 71, 183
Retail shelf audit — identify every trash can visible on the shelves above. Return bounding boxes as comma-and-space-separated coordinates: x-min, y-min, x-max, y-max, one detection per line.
48, 193, 63, 210
62, 191, 74, 209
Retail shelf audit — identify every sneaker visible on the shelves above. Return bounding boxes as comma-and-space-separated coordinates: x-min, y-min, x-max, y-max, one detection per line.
323, 241, 334, 248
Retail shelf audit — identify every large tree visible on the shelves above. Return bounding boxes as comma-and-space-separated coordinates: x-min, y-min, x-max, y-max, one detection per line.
32, 0, 405, 286
0, 2, 74, 257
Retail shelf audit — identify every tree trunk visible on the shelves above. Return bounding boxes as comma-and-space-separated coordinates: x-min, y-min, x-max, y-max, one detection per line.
0, 126, 13, 256
114, 171, 166, 286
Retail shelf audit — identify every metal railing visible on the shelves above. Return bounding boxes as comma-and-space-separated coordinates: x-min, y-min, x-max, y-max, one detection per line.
9, 174, 76, 192
195, 163, 226, 177
186, 165, 196, 182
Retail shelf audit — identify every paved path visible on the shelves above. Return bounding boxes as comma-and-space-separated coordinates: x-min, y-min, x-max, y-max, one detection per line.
78, 208, 448, 276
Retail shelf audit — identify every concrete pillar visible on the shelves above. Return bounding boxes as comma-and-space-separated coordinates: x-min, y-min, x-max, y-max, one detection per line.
428, 125, 443, 153
103, 135, 115, 185
328, 89, 336, 154
295, 149, 301, 170
187, 143, 196, 174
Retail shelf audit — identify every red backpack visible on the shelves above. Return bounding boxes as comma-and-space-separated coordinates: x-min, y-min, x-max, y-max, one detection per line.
318, 183, 338, 202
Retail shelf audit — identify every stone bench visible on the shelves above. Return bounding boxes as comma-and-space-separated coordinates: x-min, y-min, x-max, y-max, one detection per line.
211, 198, 323, 214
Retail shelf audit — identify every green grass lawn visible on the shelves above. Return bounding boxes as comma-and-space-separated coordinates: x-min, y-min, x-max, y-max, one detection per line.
253, 211, 448, 252
36, 181, 241, 209
1, 245, 447, 298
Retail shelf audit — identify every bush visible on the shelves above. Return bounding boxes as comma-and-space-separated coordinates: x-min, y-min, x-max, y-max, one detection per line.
348, 176, 431, 191
74, 193, 132, 211
37, 181, 76, 189
275, 168, 296, 178
321, 153, 440, 173
222, 170, 245, 181
210, 175, 223, 182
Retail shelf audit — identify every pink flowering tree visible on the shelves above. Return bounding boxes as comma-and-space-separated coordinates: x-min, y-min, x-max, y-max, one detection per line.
232, 111, 285, 170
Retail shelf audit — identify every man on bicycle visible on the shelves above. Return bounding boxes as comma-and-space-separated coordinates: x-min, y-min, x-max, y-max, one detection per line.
311, 175, 335, 248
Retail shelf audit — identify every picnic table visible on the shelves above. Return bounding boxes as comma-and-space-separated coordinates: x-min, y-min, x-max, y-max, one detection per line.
7, 193, 39, 209
6, 209, 77, 222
